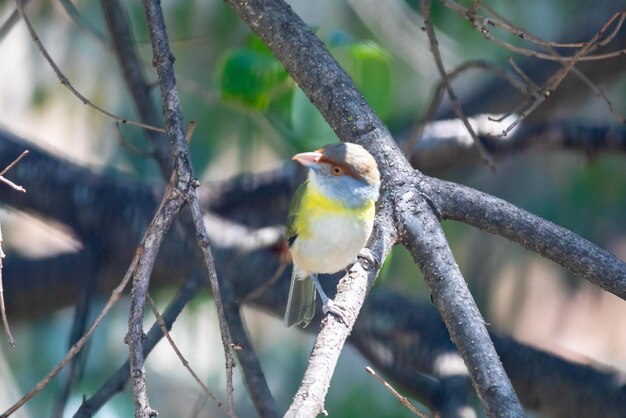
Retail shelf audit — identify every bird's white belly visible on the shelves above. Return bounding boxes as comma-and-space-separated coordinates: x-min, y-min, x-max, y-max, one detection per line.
291, 213, 373, 274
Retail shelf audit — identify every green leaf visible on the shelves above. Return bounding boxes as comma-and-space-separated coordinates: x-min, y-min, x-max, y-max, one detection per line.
217, 47, 291, 110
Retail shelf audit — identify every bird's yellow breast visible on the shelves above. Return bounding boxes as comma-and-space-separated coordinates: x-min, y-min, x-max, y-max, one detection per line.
291, 182, 375, 274
295, 182, 374, 240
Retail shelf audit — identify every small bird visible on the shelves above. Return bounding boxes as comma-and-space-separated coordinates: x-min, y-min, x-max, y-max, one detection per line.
284, 142, 380, 327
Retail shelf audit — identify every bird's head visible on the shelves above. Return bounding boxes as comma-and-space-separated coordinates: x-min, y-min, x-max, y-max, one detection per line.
292, 143, 380, 208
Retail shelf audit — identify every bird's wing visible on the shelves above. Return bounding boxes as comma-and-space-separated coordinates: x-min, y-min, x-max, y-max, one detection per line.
285, 179, 308, 247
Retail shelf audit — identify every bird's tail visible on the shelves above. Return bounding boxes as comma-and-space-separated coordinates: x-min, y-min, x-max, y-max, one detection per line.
284, 267, 316, 328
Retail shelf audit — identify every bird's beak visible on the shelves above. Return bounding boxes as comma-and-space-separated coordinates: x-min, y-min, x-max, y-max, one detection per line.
292, 151, 323, 167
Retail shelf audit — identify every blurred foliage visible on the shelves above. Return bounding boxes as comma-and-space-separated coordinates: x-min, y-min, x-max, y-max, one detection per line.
216, 32, 393, 152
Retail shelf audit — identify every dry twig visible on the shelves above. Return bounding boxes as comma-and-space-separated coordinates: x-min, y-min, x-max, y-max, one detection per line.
440, 0, 626, 61
365, 367, 430, 418
403, 60, 531, 155
499, 12, 623, 136
0, 150, 29, 348
421, 0, 494, 168
147, 295, 229, 416
486, 6, 626, 125
141, 1, 240, 416
0, 224, 13, 348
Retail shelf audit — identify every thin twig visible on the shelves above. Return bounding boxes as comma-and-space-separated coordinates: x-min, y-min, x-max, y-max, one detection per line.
73, 274, 205, 417
495, 12, 626, 126
484, 4, 626, 125
185, 121, 197, 144
147, 294, 229, 416
500, 11, 620, 136
101, 0, 173, 179
51, 251, 97, 418
0, 150, 29, 176
0, 223, 14, 348
481, 3, 625, 50
440, 0, 626, 61
570, 67, 626, 124
0, 150, 29, 348
12, 0, 165, 134
507, 57, 541, 97
0, 177, 25, 193
201, 218, 281, 417
115, 122, 154, 157
420, 0, 494, 168
188, 200, 238, 418
403, 60, 531, 155
365, 367, 430, 418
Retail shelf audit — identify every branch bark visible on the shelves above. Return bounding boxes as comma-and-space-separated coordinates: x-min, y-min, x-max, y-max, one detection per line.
127, 181, 186, 418
426, 177, 626, 299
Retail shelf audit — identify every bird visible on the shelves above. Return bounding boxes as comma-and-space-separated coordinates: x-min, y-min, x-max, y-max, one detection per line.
284, 142, 380, 327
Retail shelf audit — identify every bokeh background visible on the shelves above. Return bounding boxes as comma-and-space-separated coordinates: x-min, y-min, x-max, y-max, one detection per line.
0, 0, 625, 416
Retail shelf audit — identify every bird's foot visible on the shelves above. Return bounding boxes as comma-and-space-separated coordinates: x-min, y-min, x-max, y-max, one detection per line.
358, 247, 380, 270
322, 299, 351, 325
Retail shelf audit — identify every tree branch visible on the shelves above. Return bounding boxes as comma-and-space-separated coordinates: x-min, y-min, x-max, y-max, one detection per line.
426, 177, 626, 299
93, 4, 278, 412
126, 179, 187, 418
397, 188, 524, 417
407, 116, 626, 171
1, 118, 624, 415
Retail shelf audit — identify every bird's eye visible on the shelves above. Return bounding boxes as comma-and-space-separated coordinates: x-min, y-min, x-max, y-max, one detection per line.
331, 166, 344, 176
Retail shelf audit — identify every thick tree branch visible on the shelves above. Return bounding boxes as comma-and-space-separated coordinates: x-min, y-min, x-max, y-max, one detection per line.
397, 189, 524, 417
426, 177, 626, 299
